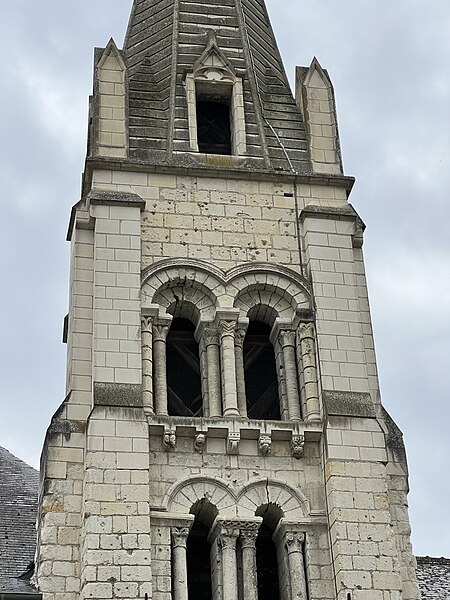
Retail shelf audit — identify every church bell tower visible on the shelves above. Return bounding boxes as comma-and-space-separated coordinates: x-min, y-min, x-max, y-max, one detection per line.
35, 2, 421, 600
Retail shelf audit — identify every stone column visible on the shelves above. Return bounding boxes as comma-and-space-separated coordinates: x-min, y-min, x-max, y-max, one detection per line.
234, 324, 248, 418
171, 527, 190, 600
279, 329, 302, 421
218, 320, 240, 418
285, 532, 307, 600
153, 317, 172, 416
141, 309, 158, 414
218, 524, 240, 600
298, 323, 321, 421
203, 327, 222, 417
197, 335, 210, 417
240, 529, 259, 600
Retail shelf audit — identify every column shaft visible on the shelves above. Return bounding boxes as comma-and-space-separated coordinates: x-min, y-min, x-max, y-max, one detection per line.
281, 331, 301, 421
219, 322, 239, 417
220, 529, 239, 600
240, 531, 258, 600
141, 318, 154, 414
204, 328, 222, 417
234, 328, 247, 418
285, 533, 307, 600
171, 528, 189, 600
153, 323, 170, 416
299, 323, 321, 421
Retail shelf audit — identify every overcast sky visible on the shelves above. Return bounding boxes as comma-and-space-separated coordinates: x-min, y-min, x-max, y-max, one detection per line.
0, 1, 449, 558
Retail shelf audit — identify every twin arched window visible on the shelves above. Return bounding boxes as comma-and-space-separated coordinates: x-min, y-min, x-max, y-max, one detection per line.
166, 317, 283, 421
171, 500, 308, 600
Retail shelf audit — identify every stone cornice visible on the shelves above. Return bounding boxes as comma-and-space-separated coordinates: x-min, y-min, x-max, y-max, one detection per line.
83, 156, 355, 193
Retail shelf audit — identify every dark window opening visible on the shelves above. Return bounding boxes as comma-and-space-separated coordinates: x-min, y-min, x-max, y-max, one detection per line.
197, 95, 232, 155
244, 321, 281, 420
187, 522, 212, 600
167, 318, 202, 417
256, 523, 280, 600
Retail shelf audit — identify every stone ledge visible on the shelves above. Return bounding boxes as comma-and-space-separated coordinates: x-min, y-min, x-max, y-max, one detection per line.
93, 382, 143, 407
89, 189, 146, 208
323, 390, 376, 418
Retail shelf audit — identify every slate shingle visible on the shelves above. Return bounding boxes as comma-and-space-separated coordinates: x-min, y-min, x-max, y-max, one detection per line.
0, 446, 39, 595
417, 556, 450, 599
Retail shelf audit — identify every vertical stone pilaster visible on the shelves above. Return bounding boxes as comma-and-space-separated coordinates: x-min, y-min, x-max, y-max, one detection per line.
298, 322, 321, 421
234, 323, 248, 418
153, 317, 172, 416
274, 525, 308, 600
240, 529, 259, 600
171, 527, 190, 600
203, 327, 222, 417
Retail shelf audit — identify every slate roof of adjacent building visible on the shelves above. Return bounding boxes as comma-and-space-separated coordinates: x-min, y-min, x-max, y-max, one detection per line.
112, 0, 309, 173
417, 556, 450, 599
0, 446, 39, 595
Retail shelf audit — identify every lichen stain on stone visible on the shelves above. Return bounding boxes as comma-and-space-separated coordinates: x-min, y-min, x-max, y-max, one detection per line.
42, 497, 64, 513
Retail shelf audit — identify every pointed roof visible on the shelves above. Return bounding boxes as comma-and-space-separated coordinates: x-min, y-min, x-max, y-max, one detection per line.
120, 0, 310, 173
0, 447, 40, 595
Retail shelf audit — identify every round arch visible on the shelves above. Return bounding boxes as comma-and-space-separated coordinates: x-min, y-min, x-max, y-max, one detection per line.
164, 475, 236, 516
236, 479, 309, 520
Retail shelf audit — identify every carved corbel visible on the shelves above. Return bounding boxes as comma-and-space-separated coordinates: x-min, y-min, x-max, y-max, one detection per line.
258, 434, 272, 456
227, 432, 240, 455
194, 432, 207, 454
163, 427, 176, 452
291, 434, 305, 459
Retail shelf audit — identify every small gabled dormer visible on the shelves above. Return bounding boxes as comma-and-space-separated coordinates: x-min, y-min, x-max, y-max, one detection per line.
185, 34, 246, 157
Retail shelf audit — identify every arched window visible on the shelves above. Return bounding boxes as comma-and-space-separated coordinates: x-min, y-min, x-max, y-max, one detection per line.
255, 504, 284, 600
243, 321, 281, 420
187, 500, 218, 600
166, 318, 202, 416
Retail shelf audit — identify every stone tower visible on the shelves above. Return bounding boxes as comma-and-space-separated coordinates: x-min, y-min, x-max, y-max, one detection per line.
35, 2, 420, 600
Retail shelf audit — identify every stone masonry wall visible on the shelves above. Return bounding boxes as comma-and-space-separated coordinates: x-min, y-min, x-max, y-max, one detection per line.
91, 169, 349, 274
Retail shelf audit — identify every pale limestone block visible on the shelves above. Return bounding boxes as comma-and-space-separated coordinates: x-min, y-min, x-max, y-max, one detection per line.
328, 445, 360, 460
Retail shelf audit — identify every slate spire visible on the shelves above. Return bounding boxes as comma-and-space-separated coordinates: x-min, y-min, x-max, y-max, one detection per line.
121, 0, 310, 172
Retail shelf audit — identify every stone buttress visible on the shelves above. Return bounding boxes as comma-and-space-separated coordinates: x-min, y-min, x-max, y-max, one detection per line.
35, 1, 420, 600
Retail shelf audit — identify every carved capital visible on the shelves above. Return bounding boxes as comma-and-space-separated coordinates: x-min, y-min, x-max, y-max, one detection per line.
203, 327, 220, 347
194, 433, 207, 454
299, 322, 315, 342
218, 524, 240, 550
234, 326, 247, 349
258, 434, 272, 456
171, 527, 190, 549
163, 429, 176, 452
141, 315, 154, 333
279, 329, 296, 348
219, 320, 236, 338
291, 434, 305, 459
153, 323, 170, 343
285, 531, 305, 553
240, 530, 258, 549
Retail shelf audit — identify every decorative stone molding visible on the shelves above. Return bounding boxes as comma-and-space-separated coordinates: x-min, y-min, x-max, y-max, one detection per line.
194, 432, 207, 454
227, 432, 240, 455
163, 428, 176, 452
258, 434, 272, 456
291, 434, 305, 459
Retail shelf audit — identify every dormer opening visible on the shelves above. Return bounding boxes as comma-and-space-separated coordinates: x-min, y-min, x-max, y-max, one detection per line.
196, 86, 232, 155
186, 35, 246, 156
